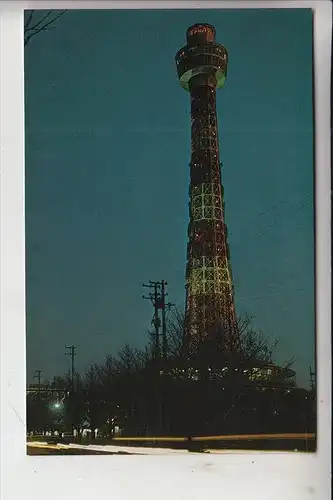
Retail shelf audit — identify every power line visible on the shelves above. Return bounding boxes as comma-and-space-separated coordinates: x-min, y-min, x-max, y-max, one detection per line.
237, 288, 307, 301
229, 202, 309, 243
227, 186, 311, 230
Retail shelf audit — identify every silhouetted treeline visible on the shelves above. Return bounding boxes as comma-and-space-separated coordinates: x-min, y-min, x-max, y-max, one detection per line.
27, 313, 316, 439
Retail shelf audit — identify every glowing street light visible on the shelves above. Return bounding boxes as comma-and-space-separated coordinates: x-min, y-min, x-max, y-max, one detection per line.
51, 401, 63, 410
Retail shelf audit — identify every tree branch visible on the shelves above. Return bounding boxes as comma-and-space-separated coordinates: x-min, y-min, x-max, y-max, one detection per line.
24, 10, 67, 46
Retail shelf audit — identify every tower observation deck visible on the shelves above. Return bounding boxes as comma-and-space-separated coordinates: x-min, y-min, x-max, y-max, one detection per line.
175, 24, 238, 356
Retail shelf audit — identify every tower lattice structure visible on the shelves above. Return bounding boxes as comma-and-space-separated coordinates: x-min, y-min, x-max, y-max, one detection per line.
175, 24, 238, 356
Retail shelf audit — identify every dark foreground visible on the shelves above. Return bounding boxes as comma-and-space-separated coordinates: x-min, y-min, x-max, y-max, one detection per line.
27, 444, 133, 455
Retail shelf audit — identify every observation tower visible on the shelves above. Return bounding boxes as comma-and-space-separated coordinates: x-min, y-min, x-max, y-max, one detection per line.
175, 24, 238, 355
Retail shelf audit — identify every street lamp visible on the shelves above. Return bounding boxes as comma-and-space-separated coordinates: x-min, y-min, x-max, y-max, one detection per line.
51, 401, 63, 410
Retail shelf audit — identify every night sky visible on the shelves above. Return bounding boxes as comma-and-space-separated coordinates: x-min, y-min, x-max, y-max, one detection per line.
25, 8, 315, 388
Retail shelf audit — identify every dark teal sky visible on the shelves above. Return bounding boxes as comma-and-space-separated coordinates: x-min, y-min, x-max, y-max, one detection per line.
25, 8, 315, 388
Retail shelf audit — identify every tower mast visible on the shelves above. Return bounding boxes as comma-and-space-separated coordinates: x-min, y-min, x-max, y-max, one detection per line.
175, 24, 238, 356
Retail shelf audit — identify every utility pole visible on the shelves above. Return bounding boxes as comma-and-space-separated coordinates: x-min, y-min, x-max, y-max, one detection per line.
143, 281, 161, 358
65, 345, 76, 393
34, 370, 42, 396
309, 366, 315, 391
142, 280, 169, 435
142, 280, 169, 359
161, 280, 168, 359
65, 345, 77, 436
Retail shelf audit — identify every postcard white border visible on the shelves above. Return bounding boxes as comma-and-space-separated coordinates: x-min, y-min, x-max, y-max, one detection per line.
0, 1, 331, 500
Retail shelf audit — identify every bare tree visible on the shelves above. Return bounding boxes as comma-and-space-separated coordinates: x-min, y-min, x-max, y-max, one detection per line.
233, 313, 279, 364
165, 306, 186, 358
24, 10, 66, 46
116, 344, 146, 373
165, 309, 293, 376
81, 365, 106, 438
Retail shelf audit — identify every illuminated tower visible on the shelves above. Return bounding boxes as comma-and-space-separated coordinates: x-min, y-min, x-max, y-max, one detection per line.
175, 24, 238, 355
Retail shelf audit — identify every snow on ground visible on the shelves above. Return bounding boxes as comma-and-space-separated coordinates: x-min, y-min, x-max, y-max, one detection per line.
67, 443, 193, 455
66, 443, 277, 454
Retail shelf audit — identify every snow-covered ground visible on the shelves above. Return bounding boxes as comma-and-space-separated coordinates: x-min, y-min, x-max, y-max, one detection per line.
67, 443, 192, 455
28, 441, 294, 455
65, 443, 282, 454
